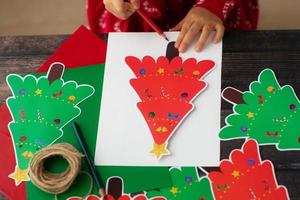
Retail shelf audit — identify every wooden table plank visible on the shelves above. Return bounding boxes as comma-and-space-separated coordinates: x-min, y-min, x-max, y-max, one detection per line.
0, 30, 299, 199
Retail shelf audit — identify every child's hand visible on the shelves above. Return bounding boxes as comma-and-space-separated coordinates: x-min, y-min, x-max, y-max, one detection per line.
170, 7, 224, 52
103, 0, 140, 20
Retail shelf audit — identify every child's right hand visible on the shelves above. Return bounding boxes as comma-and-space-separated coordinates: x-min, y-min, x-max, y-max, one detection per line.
103, 0, 140, 20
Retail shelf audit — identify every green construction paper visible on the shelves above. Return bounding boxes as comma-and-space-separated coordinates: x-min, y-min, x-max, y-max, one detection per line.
26, 64, 171, 199
6, 71, 94, 185
220, 69, 300, 150
147, 167, 214, 200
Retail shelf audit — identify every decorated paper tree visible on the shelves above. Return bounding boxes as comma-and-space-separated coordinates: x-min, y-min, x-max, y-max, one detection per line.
6, 63, 94, 185
147, 167, 214, 200
220, 69, 300, 150
208, 140, 289, 200
125, 42, 215, 159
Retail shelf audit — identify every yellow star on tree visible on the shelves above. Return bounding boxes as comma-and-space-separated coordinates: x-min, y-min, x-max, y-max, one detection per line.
246, 112, 254, 118
35, 88, 42, 95
9, 167, 30, 186
150, 143, 169, 159
170, 187, 179, 194
232, 170, 240, 178
157, 67, 165, 75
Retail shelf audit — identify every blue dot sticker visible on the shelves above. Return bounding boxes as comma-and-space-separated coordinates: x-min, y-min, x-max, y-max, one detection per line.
139, 68, 146, 75
19, 89, 26, 95
240, 126, 248, 132
247, 159, 255, 166
185, 176, 193, 184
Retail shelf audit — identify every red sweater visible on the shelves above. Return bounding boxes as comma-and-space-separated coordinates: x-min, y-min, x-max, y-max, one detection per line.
86, 0, 259, 34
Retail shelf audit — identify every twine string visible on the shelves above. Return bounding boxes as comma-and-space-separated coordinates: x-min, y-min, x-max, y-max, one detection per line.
29, 143, 93, 199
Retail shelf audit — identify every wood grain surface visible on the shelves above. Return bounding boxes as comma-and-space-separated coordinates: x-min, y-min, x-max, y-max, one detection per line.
0, 31, 299, 199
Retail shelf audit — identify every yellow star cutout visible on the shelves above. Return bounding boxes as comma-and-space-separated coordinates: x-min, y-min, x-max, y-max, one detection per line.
35, 89, 42, 95
157, 67, 165, 75
232, 170, 240, 178
9, 167, 30, 186
170, 187, 179, 194
246, 112, 254, 118
150, 143, 169, 159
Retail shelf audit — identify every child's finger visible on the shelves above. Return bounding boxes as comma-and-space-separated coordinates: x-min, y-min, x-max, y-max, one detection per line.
178, 23, 200, 53
112, 0, 126, 12
108, 2, 135, 19
131, 0, 140, 9
175, 21, 193, 48
195, 26, 212, 52
213, 24, 225, 43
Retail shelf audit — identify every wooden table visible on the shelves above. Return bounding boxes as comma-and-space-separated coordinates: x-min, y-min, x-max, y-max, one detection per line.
0, 31, 299, 200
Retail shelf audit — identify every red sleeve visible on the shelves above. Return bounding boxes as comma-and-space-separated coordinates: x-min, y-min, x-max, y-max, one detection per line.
194, 0, 259, 30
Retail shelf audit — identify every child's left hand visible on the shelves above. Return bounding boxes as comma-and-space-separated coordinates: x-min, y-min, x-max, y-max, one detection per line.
170, 7, 224, 53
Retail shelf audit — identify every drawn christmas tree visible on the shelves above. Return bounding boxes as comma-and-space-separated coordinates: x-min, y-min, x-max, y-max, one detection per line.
125, 42, 215, 159
147, 167, 214, 200
220, 69, 300, 150
6, 63, 94, 185
208, 140, 289, 200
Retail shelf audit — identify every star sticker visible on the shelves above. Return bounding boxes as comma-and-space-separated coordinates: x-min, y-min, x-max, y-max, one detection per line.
157, 67, 165, 75
246, 112, 254, 118
232, 170, 240, 178
150, 143, 169, 159
35, 89, 42, 95
22, 151, 33, 158
9, 167, 30, 186
170, 187, 179, 194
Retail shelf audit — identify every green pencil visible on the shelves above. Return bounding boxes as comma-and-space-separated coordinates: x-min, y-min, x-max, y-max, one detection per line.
72, 122, 106, 197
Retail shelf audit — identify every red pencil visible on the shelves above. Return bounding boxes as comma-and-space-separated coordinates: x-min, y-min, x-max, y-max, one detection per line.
136, 9, 169, 41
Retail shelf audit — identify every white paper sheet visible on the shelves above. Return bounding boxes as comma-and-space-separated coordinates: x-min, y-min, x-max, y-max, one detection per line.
95, 32, 222, 166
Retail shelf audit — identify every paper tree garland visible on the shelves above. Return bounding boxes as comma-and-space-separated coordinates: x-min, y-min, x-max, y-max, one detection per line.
6, 63, 95, 185
67, 177, 166, 200
220, 69, 300, 150
125, 41, 215, 159
208, 140, 289, 200
147, 167, 215, 200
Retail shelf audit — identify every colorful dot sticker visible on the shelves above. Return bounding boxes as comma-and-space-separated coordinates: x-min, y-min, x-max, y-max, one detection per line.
193, 70, 200, 77
139, 68, 146, 75
19, 135, 27, 142
148, 112, 155, 118
68, 96, 76, 102
19, 89, 26, 95
247, 159, 255, 166
289, 104, 296, 110
180, 92, 189, 99
267, 86, 275, 93
240, 126, 248, 132
53, 119, 61, 124
185, 176, 193, 184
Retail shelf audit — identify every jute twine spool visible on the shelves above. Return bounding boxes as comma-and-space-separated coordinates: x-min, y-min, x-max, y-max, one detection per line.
29, 143, 90, 197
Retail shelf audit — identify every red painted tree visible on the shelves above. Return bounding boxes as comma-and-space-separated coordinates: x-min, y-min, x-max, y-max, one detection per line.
208, 140, 289, 200
125, 42, 215, 159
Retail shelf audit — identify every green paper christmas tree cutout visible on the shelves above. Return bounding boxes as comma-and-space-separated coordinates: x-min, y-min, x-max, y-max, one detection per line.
6, 63, 95, 185
147, 167, 214, 200
220, 69, 300, 150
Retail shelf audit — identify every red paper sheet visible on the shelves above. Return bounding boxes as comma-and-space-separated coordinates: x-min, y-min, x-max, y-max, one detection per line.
37, 25, 107, 73
0, 104, 26, 200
